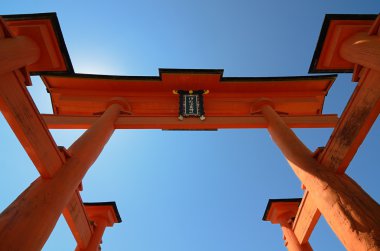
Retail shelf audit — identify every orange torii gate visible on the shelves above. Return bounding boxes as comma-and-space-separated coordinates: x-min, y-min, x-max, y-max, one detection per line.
0, 12, 379, 251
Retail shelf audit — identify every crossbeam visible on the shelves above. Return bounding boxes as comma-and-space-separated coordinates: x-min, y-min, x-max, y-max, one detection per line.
0, 72, 63, 177
42, 114, 338, 130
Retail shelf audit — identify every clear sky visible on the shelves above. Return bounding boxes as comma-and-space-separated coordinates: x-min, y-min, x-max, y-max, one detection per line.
1, 1, 379, 250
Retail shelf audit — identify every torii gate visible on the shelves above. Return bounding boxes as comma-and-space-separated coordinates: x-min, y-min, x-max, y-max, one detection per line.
0, 12, 379, 251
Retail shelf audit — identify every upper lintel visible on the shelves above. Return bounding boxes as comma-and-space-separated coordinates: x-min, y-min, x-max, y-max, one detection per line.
159, 68, 224, 77
309, 14, 378, 73
41, 71, 336, 118
1, 12, 74, 75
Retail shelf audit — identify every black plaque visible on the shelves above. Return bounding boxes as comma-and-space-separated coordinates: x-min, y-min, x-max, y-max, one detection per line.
176, 90, 206, 120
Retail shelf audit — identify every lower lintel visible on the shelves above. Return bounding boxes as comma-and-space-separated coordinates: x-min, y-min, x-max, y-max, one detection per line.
42, 114, 338, 129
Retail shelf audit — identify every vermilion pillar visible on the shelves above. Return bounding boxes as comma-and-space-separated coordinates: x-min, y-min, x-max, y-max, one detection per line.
76, 202, 122, 251
263, 199, 313, 251
281, 224, 312, 251
255, 100, 380, 251
0, 101, 125, 251
84, 220, 107, 251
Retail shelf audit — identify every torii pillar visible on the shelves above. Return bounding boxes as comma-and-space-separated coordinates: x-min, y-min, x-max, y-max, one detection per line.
290, 14, 380, 248
263, 199, 312, 251
0, 15, 128, 251
0, 99, 127, 250
252, 98, 380, 251
76, 202, 122, 251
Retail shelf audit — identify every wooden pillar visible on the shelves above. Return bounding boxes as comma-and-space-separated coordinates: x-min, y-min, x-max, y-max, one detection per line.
256, 100, 380, 251
281, 220, 313, 251
0, 102, 124, 251
75, 202, 121, 251
263, 199, 313, 251
78, 218, 107, 251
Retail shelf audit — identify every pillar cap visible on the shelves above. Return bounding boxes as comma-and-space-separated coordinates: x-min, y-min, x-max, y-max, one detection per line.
107, 97, 132, 115
84, 201, 122, 227
262, 198, 302, 224
1, 12, 74, 75
309, 14, 378, 74
250, 98, 275, 114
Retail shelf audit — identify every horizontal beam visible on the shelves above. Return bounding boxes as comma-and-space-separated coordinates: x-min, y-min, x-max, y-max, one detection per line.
293, 70, 380, 244
319, 70, 380, 173
0, 72, 63, 177
42, 114, 339, 129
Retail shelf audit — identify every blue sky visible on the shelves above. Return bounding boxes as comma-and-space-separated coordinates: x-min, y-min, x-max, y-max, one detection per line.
1, 1, 379, 250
